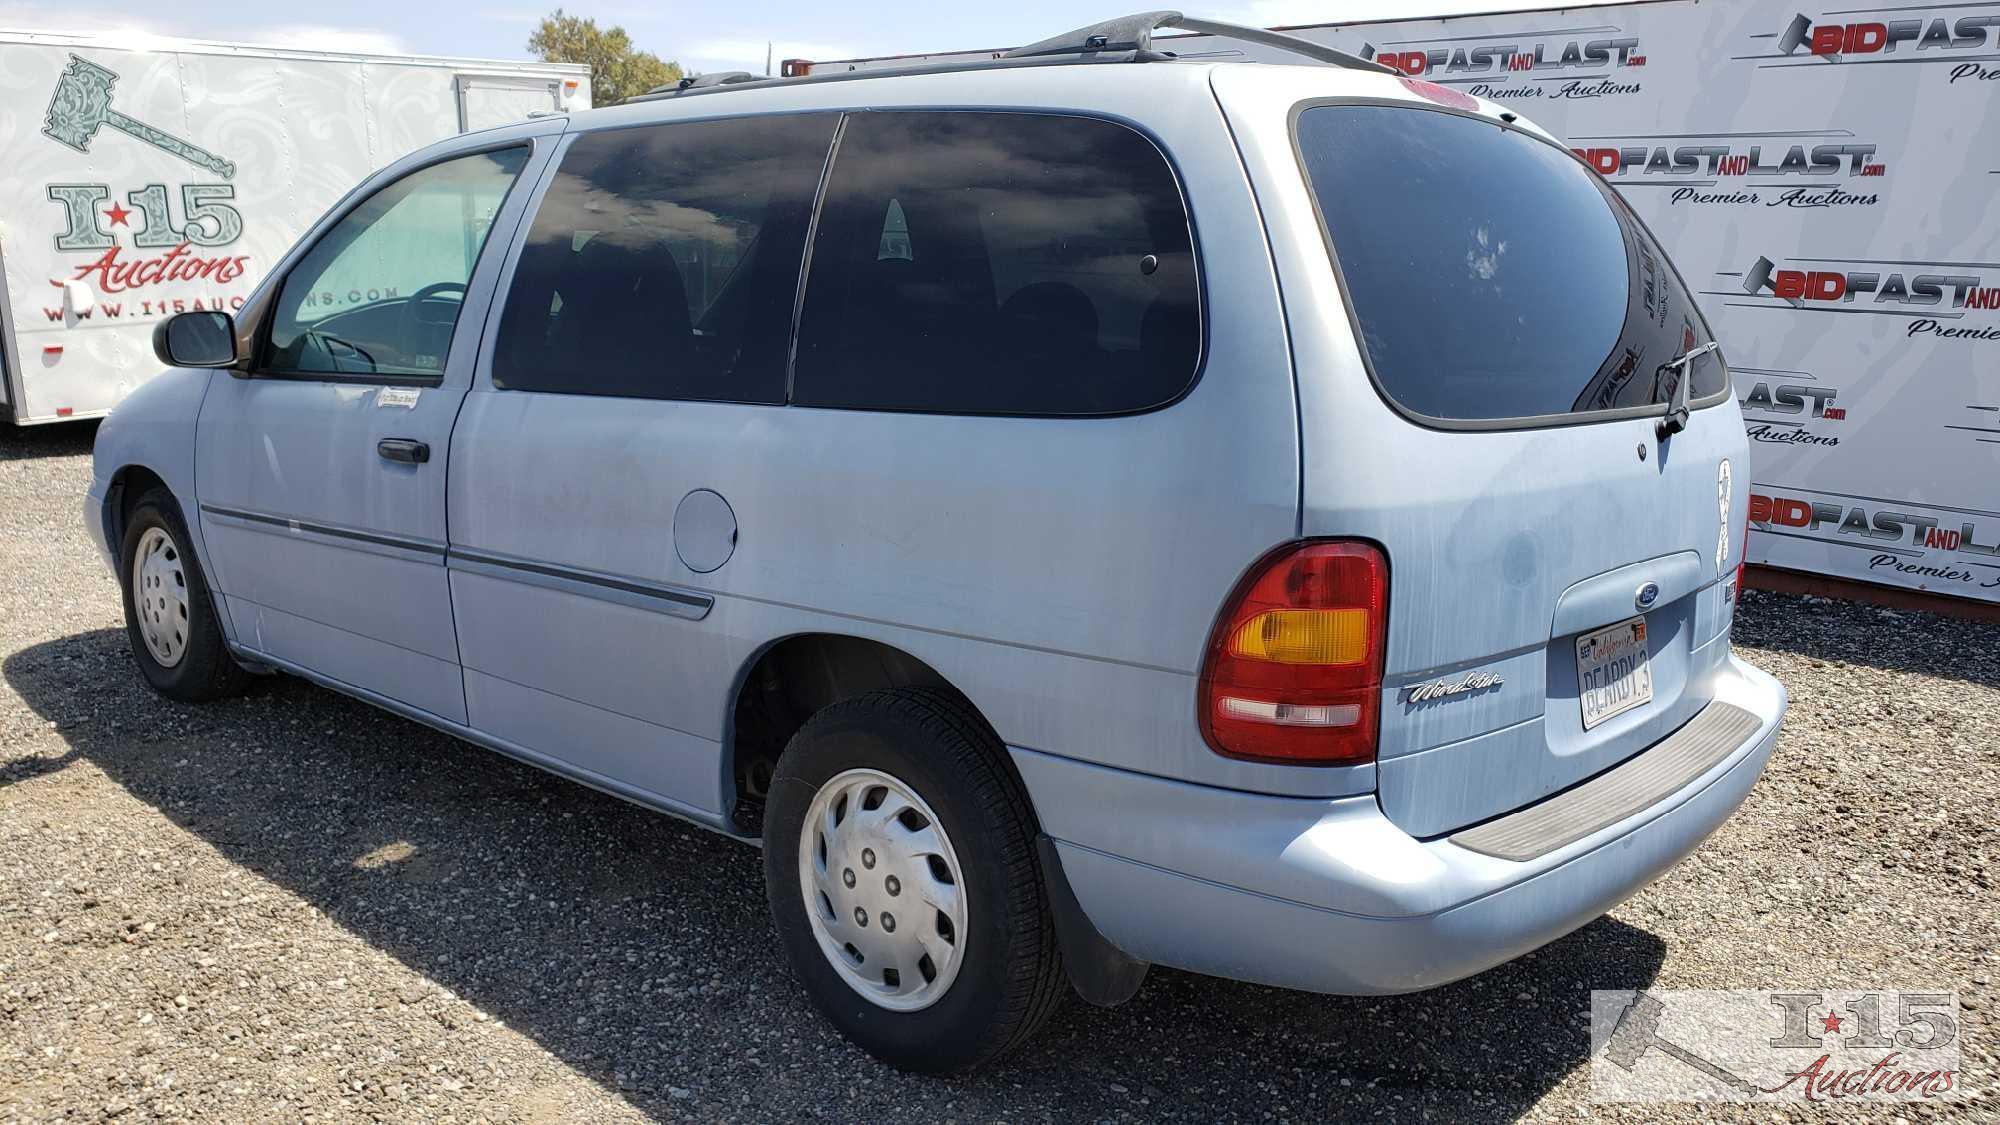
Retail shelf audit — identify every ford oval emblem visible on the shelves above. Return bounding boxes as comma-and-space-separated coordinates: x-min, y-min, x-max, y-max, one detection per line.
1635, 582, 1661, 610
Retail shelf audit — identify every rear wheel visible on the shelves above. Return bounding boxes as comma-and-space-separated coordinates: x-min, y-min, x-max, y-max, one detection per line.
119, 488, 245, 702
763, 688, 1063, 1072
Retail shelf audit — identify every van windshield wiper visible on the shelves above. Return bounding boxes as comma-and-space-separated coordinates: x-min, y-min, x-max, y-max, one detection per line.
1654, 341, 1722, 440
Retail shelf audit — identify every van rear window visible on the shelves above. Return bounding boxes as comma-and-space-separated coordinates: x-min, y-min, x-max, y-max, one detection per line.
1295, 104, 1722, 425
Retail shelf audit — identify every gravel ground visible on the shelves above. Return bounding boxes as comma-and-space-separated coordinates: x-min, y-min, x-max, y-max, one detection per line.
1, 420, 1995, 1123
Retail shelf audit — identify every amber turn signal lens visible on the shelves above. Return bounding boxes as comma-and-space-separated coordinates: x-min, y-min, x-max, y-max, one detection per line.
1228, 608, 1369, 665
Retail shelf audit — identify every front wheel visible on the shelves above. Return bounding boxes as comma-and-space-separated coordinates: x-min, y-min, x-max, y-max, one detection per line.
118, 488, 245, 702
763, 688, 1064, 1072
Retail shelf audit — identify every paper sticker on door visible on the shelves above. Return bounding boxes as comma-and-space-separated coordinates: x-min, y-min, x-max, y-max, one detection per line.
1577, 616, 1653, 730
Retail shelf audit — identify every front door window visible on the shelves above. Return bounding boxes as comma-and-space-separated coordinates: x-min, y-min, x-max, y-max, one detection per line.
264, 147, 529, 378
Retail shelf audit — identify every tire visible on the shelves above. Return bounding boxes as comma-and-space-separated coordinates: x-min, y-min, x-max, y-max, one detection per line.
764, 687, 1064, 1073
118, 487, 246, 702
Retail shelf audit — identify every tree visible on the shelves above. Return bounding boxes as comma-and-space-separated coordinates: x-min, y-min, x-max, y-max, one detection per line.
528, 9, 683, 105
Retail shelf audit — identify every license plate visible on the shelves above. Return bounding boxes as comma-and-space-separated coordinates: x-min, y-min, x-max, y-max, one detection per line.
1576, 616, 1653, 730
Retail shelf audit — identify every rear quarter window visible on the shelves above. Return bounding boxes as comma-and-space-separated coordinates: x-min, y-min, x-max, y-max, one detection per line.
792, 110, 1201, 416
1294, 102, 1723, 426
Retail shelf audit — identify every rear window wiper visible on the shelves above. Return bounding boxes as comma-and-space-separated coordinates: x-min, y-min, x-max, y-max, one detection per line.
1655, 341, 1722, 440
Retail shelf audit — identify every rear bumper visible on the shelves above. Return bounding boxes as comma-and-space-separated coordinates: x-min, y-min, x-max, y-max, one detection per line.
1012, 653, 1785, 995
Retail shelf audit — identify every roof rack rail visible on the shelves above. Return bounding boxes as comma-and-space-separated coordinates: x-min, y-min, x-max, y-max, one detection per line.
622, 10, 1393, 104
1003, 10, 1393, 74
645, 70, 758, 97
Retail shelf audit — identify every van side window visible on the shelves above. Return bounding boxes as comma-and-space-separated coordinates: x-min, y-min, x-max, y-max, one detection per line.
265, 147, 528, 379
793, 111, 1200, 416
492, 114, 836, 403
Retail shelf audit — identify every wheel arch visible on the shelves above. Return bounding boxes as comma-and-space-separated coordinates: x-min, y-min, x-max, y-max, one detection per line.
100, 461, 244, 653
103, 463, 174, 559
724, 631, 983, 829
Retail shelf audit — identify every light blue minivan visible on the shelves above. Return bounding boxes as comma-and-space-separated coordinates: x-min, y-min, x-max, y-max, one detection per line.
88, 14, 1785, 1073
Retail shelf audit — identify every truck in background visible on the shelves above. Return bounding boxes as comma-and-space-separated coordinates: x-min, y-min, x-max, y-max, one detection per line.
1, 29, 589, 425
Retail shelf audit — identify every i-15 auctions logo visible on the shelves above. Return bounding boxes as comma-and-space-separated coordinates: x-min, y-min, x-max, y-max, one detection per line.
39, 55, 250, 325
1359, 27, 1647, 100
1732, 256, 2000, 343
1590, 990, 1962, 1103
1746, 7, 2000, 84
1573, 131, 1886, 209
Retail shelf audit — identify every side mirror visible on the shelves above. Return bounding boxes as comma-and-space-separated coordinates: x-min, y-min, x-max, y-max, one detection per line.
152, 311, 238, 368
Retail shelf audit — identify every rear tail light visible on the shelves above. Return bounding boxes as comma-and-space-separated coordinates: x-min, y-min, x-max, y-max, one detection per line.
1199, 541, 1388, 765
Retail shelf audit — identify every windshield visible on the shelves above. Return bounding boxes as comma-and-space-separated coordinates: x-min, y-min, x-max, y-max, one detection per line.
1295, 103, 1724, 425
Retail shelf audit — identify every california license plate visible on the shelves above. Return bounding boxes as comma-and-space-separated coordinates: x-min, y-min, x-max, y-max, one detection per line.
1576, 616, 1653, 730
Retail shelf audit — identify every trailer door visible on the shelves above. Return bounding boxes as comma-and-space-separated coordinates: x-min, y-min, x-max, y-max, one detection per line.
455, 74, 563, 132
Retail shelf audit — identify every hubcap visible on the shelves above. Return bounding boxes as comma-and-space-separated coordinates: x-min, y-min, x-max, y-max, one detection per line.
797, 767, 967, 1012
131, 527, 190, 668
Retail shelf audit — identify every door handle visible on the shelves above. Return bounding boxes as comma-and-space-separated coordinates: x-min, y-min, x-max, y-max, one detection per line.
377, 438, 430, 464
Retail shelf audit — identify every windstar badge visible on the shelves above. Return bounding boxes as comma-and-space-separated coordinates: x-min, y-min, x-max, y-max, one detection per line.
1403, 670, 1505, 704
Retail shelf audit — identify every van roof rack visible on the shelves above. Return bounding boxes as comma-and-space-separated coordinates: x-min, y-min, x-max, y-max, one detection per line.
1003, 11, 1392, 73
628, 10, 1390, 103
678, 70, 758, 90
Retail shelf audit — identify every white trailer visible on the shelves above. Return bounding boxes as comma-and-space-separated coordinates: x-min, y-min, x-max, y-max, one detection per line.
0, 29, 589, 424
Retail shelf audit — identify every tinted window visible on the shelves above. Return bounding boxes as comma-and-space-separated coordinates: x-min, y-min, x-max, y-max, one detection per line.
492, 115, 835, 402
793, 111, 1199, 415
266, 147, 527, 378
1296, 105, 1722, 423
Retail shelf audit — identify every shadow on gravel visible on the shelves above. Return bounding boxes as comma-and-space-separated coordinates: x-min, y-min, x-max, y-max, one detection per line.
6, 628, 1667, 1122
1734, 588, 2000, 687
0, 418, 97, 461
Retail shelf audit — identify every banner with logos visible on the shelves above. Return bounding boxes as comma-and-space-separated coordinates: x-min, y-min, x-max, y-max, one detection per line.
1296, 0, 1999, 604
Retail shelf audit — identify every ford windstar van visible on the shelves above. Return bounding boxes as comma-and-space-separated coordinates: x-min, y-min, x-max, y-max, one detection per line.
88, 12, 1786, 1073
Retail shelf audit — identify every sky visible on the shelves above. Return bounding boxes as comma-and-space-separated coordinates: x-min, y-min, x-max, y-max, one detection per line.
0, 0, 1618, 78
